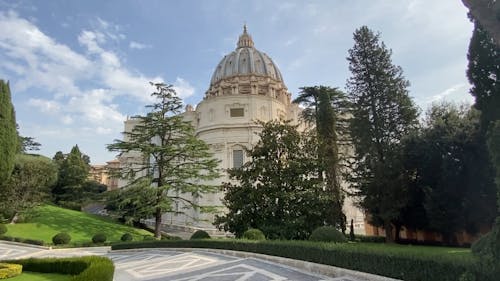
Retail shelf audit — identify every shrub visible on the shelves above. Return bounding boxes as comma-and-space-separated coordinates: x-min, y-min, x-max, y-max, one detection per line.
0, 235, 44, 246
143, 235, 155, 241
92, 233, 107, 244
120, 233, 133, 242
0, 263, 22, 279
2, 256, 114, 281
242, 228, 265, 240
309, 226, 347, 243
0, 224, 7, 235
354, 234, 385, 243
52, 232, 71, 245
190, 230, 210, 240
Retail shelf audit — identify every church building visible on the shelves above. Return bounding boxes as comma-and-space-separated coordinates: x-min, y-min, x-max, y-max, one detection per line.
118, 26, 365, 235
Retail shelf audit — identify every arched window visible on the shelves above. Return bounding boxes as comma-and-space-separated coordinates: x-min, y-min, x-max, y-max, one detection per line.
233, 149, 244, 169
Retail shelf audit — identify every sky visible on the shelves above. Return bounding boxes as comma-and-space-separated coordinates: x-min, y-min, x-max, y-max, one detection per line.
0, 0, 475, 164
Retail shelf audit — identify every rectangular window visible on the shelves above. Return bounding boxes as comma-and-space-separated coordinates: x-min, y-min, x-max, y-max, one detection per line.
230, 108, 244, 117
233, 149, 244, 168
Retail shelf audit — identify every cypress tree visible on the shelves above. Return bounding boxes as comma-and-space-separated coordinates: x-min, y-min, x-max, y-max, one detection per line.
0, 80, 18, 183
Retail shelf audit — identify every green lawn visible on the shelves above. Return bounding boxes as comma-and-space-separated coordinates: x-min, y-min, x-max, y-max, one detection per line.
4, 204, 151, 245
7, 272, 71, 281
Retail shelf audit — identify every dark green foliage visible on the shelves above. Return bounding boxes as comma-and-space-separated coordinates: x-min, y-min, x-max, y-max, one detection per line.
242, 229, 265, 240
0, 235, 45, 246
309, 226, 347, 243
467, 20, 500, 131
92, 233, 106, 243
403, 104, 496, 243
2, 256, 114, 281
107, 83, 219, 238
487, 121, 500, 212
112, 239, 490, 281
143, 235, 155, 241
0, 224, 6, 235
52, 146, 91, 204
353, 235, 386, 243
52, 232, 71, 245
215, 121, 332, 239
121, 233, 133, 242
190, 230, 210, 240
19, 136, 41, 153
293, 86, 349, 232
0, 80, 18, 184
346, 26, 419, 242
1, 154, 58, 222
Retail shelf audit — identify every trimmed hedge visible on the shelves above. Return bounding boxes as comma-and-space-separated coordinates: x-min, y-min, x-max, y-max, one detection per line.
242, 229, 266, 240
309, 226, 346, 243
1, 256, 114, 281
0, 224, 7, 235
0, 263, 22, 279
353, 234, 386, 243
190, 230, 210, 240
92, 233, 106, 244
121, 233, 133, 242
0, 235, 45, 246
111, 239, 491, 281
52, 232, 71, 245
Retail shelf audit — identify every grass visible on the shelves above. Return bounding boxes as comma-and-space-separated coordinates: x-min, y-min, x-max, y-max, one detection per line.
7, 272, 71, 281
4, 204, 151, 245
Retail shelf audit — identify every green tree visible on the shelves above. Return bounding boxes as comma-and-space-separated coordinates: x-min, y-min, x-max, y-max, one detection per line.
410, 104, 496, 243
0, 80, 18, 184
346, 26, 419, 242
52, 145, 90, 203
467, 20, 500, 131
467, 15, 500, 268
108, 83, 219, 238
293, 86, 349, 232
0, 154, 58, 222
462, 0, 500, 47
215, 120, 332, 239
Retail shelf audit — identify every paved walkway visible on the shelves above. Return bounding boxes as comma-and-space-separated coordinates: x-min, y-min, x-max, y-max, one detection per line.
0, 241, 370, 281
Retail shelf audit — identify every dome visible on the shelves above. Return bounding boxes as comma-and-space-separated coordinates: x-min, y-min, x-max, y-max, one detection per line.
210, 25, 284, 85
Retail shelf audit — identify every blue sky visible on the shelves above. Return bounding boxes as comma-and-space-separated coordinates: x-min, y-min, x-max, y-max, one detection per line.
0, 0, 474, 164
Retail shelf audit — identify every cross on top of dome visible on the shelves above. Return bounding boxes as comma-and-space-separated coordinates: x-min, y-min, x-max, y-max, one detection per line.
237, 24, 254, 49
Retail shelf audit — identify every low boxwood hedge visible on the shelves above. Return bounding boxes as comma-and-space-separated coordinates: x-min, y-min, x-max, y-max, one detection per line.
0, 263, 22, 279
1, 256, 114, 281
111, 239, 491, 281
0, 235, 45, 246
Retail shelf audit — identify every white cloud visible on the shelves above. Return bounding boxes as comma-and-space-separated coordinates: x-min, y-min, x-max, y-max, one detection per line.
426, 83, 469, 103
173, 77, 195, 99
129, 41, 151, 50
28, 98, 61, 113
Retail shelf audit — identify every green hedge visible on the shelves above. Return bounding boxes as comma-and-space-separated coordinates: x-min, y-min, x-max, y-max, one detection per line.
0, 235, 45, 246
112, 239, 491, 281
1, 256, 114, 281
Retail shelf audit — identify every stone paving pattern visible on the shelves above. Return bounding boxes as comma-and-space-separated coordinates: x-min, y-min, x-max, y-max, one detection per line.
0, 241, 362, 281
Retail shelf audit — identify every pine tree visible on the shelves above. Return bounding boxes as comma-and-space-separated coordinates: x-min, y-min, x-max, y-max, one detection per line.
51, 146, 90, 203
0, 80, 18, 184
346, 26, 419, 242
467, 20, 500, 131
293, 86, 349, 232
108, 83, 219, 238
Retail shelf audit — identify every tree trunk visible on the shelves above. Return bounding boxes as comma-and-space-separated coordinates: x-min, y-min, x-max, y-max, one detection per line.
154, 206, 162, 239
394, 223, 402, 243
384, 221, 395, 243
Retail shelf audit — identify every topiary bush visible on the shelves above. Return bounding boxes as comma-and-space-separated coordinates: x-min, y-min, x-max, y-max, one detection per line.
0, 263, 22, 279
52, 232, 71, 245
190, 230, 210, 240
143, 235, 155, 241
242, 228, 265, 240
92, 233, 107, 244
120, 233, 133, 242
309, 226, 347, 243
0, 224, 7, 235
